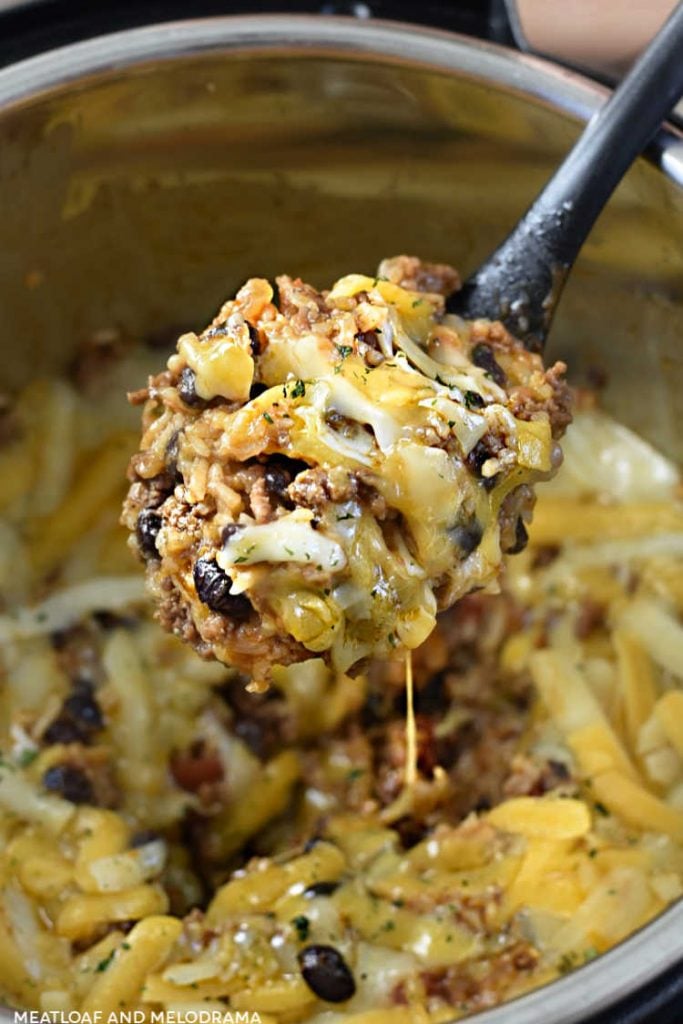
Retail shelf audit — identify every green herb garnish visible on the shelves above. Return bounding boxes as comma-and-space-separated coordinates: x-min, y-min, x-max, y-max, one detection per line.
291, 915, 310, 941
95, 949, 117, 973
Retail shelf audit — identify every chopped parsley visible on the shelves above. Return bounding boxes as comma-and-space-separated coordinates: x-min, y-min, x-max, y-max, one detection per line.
336, 512, 355, 521
233, 543, 256, 565
17, 749, 38, 768
594, 801, 609, 817
291, 380, 306, 399
557, 949, 599, 975
411, 298, 425, 308
347, 767, 365, 781
336, 344, 353, 360
95, 949, 117, 973
291, 914, 310, 941
557, 952, 577, 975
262, 411, 274, 424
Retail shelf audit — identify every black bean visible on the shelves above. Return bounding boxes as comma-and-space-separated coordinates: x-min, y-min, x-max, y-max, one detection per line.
507, 517, 529, 554
264, 464, 292, 497
64, 690, 104, 731
247, 322, 262, 357
92, 610, 132, 630
266, 454, 309, 480
393, 816, 428, 850
233, 717, 274, 761
193, 558, 252, 620
178, 367, 205, 408
49, 629, 72, 651
43, 764, 94, 804
466, 441, 498, 490
449, 520, 483, 556
414, 672, 448, 716
463, 390, 485, 410
130, 829, 160, 848
304, 881, 340, 898
165, 431, 181, 480
221, 523, 242, 545
44, 716, 86, 745
298, 945, 356, 1003
136, 509, 162, 560
547, 759, 570, 781
204, 323, 230, 340
471, 343, 506, 386
361, 688, 394, 728
436, 719, 479, 769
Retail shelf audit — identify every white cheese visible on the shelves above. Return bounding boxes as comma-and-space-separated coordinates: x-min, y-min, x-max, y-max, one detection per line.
219, 512, 346, 571
424, 394, 488, 455
325, 375, 403, 452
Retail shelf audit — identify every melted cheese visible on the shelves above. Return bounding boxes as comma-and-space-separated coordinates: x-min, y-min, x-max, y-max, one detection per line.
404, 651, 417, 789
219, 512, 346, 572
178, 329, 254, 402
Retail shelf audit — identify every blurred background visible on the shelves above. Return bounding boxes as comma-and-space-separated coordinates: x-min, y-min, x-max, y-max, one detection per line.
0, 0, 679, 84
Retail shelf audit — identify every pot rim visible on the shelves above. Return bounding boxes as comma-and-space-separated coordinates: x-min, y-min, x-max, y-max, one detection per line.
0, 12, 681, 184
0, 13, 680, 1023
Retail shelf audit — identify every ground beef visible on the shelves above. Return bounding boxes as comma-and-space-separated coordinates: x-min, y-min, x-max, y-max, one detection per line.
276, 276, 330, 331
509, 360, 573, 439
378, 255, 461, 298
419, 942, 539, 1011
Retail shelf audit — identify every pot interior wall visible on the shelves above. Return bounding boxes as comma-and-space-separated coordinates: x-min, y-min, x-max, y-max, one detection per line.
0, 50, 681, 457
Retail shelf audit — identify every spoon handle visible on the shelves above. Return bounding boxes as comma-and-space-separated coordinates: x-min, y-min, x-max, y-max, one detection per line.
448, 1, 683, 350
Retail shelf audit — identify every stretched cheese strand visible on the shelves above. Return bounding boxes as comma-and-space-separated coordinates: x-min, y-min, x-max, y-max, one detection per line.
405, 651, 418, 788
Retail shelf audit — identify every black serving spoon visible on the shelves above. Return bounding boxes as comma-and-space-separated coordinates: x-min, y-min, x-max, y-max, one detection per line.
447, 0, 683, 351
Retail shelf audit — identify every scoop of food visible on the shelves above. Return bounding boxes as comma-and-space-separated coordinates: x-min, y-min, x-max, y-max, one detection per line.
122, 256, 570, 684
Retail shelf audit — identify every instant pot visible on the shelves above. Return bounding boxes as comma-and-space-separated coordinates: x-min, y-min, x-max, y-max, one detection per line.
0, 3, 681, 1023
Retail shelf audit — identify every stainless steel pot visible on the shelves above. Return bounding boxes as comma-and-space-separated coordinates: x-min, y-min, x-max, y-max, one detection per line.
0, 15, 681, 1023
